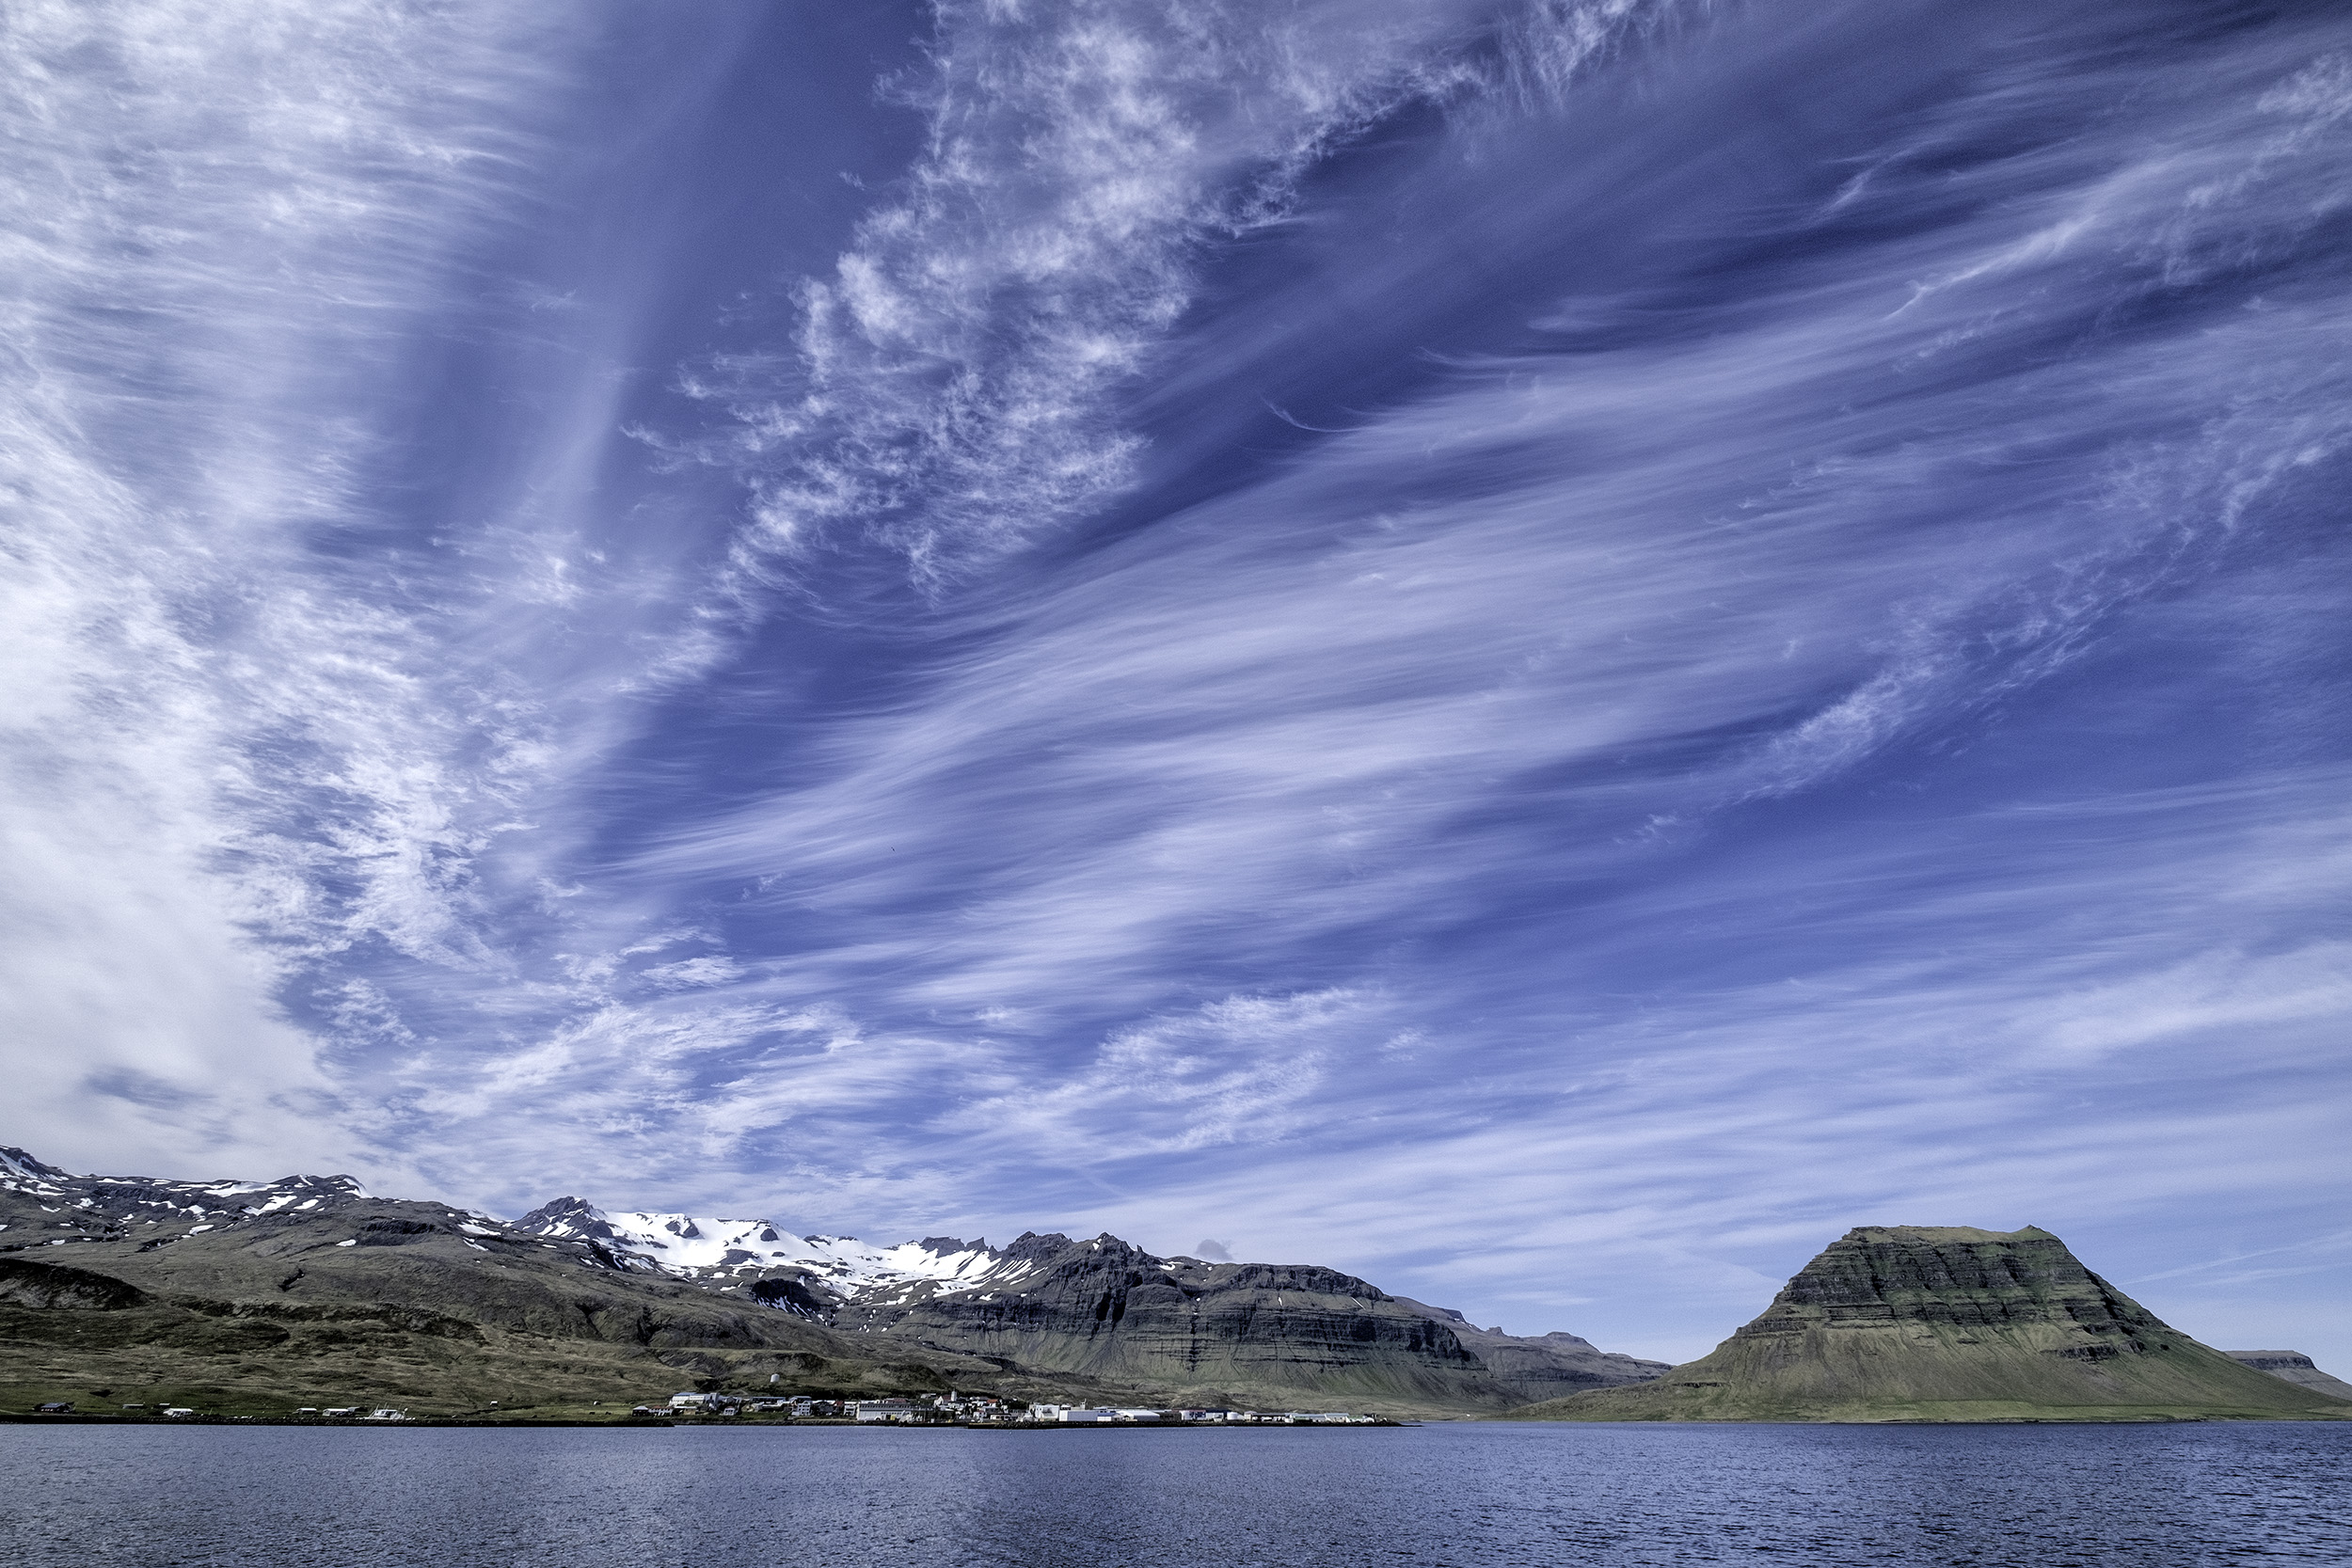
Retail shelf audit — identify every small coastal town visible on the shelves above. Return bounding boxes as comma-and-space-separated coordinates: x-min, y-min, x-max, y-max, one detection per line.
24, 1392, 1399, 1427
641, 1392, 1394, 1426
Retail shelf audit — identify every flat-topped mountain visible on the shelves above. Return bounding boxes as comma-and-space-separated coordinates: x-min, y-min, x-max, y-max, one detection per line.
2224, 1351, 2352, 1403
1, 1148, 1658, 1417
1500, 1225, 2350, 1423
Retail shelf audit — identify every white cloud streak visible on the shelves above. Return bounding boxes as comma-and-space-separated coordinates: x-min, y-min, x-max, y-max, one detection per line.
691, 0, 1673, 581
0, 0, 583, 1177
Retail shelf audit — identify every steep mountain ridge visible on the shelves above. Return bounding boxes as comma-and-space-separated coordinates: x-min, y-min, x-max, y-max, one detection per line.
1501, 1225, 2350, 1423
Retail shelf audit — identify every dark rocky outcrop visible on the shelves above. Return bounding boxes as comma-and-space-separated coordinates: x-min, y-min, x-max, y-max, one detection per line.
0, 1259, 151, 1311
515, 1197, 618, 1242
1499, 1226, 2352, 1423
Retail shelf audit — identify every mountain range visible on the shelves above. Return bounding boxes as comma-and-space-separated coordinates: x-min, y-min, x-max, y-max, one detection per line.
8, 1151, 2344, 1423
0, 1148, 1661, 1417
509, 1195, 1664, 1407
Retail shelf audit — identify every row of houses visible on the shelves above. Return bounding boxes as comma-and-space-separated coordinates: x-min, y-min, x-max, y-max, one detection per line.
649, 1390, 1009, 1422
1024, 1405, 1378, 1425
28, 1402, 405, 1420
644, 1389, 1381, 1425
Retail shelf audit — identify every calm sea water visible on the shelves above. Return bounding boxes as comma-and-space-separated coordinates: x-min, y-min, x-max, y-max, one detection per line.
6, 1421, 2348, 1566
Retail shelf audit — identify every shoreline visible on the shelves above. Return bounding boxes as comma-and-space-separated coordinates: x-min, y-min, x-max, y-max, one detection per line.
2, 1411, 1411, 1431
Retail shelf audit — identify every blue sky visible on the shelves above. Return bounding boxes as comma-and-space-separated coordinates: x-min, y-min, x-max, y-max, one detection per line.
4, 0, 2348, 1366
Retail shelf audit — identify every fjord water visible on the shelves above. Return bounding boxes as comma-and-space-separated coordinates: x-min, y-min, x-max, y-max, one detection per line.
7, 1423, 2348, 1566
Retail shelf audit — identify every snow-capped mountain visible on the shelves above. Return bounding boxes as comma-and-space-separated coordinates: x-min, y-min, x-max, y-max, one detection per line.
511, 1196, 1038, 1311
0, 1144, 370, 1238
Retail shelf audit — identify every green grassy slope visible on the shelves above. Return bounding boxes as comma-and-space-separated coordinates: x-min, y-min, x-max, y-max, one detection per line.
0, 1210, 994, 1418
1498, 1226, 2351, 1423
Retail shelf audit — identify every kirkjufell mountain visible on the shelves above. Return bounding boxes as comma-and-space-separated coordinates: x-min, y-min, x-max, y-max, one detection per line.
1502, 1226, 2350, 1423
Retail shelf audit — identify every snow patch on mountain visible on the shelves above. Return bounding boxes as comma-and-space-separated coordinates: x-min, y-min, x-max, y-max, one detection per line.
0, 1148, 370, 1212
509, 1196, 1034, 1305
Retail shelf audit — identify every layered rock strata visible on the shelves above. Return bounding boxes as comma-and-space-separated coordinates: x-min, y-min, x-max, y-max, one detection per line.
793, 1231, 1664, 1409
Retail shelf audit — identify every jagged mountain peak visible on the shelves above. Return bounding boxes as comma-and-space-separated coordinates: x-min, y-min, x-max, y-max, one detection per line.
0, 1146, 371, 1212
0, 1147, 72, 1185
916, 1235, 984, 1254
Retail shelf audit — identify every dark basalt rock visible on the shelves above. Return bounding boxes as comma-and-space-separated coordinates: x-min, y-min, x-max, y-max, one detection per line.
748, 1276, 838, 1318
515, 1197, 614, 1240
0, 1259, 151, 1311
356, 1219, 445, 1246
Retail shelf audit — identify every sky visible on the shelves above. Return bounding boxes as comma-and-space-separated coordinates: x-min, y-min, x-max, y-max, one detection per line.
3, 0, 2347, 1367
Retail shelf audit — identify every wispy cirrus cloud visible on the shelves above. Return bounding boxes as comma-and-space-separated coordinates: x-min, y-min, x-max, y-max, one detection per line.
0, 0, 589, 1176
688, 0, 1677, 581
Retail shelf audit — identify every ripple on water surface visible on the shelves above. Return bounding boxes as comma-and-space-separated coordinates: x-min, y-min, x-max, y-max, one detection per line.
6, 1421, 2351, 1567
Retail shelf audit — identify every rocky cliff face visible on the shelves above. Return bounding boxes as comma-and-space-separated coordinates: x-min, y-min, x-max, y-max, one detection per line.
1500, 1226, 2351, 1423
810, 1233, 1486, 1408
719, 1230, 1668, 1409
